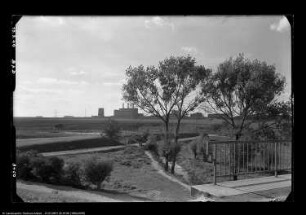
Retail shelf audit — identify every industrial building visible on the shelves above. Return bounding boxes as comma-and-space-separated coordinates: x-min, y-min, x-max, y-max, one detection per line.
190, 112, 204, 119
98, 108, 104, 117
113, 103, 142, 119
207, 113, 225, 119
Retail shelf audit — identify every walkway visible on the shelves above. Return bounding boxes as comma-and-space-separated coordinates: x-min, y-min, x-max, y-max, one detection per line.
144, 151, 191, 191
42, 143, 138, 157
191, 174, 291, 202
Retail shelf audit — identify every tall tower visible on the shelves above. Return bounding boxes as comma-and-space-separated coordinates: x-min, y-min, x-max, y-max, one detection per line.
98, 108, 104, 117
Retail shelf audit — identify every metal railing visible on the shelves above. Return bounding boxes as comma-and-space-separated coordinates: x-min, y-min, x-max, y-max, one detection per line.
209, 140, 291, 184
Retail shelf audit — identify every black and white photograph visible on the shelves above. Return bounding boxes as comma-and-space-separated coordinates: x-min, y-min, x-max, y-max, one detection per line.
13, 15, 293, 203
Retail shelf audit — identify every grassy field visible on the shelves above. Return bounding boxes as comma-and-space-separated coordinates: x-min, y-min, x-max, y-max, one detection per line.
14, 117, 223, 139
17, 137, 123, 153
56, 145, 192, 201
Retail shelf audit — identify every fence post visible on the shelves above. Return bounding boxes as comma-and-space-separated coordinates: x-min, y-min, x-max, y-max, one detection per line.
206, 136, 209, 157
233, 141, 237, 181
213, 143, 217, 185
274, 142, 278, 177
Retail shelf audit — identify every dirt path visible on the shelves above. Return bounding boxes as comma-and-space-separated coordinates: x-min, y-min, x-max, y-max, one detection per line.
144, 151, 191, 191
144, 151, 215, 202
41, 143, 139, 157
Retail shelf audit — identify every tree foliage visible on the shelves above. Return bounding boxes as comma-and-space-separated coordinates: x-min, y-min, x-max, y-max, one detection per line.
102, 119, 121, 140
84, 157, 113, 189
247, 99, 292, 140
122, 55, 210, 172
200, 53, 286, 140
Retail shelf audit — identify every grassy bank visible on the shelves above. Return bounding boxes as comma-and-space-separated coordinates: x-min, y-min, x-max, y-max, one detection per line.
56, 146, 192, 201
17, 137, 123, 153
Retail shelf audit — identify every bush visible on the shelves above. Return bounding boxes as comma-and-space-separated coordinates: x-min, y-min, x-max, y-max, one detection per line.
30, 156, 64, 184
190, 141, 198, 159
103, 119, 121, 140
141, 129, 150, 143
84, 157, 113, 189
169, 142, 181, 162
54, 124, 64, 131
16, 150, 39, 180
144, 135, 159, 157
62, 162, 83, 188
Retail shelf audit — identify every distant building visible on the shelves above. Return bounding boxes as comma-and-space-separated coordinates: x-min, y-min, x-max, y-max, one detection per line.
63, 115, 74, 118
113, 103, 141, 119
207, 113, 224, 119
190, 112, 204, 119
98, 108, 104, 117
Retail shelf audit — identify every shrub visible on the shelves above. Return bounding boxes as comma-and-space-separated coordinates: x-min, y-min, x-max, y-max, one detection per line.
30, 157, 50, 182
84, 157, 113, 189
16, 150, 39, 180
54, 124, 64, 131
30, 156, 64, 184
103, 119, 121, 140
169, 142, 181, 162
62, 162, 83, 188
199, 145, 208, 161
141, 129, 150, 143
144, 135, 159, 157
47, 157, 65, 183
190, 141, 198, 159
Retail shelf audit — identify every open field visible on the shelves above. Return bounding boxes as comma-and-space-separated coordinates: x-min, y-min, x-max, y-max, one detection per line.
17, 137, 123, 153
14, 117, 224, 139
16, 133, 101, 147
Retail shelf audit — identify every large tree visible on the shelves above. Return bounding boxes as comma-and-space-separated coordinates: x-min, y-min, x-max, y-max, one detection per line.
159, 56, 211, 173
246, 98, 293, 141
122, 55, 210, 172
200, 53, 286, 140
199, 53, 287, 180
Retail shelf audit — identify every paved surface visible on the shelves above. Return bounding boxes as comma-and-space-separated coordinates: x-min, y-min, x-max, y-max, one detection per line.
42, 143, 139, 157
191, 174, 291, 202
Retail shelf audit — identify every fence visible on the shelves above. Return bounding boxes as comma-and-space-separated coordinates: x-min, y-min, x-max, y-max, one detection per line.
208, 140, 291, 184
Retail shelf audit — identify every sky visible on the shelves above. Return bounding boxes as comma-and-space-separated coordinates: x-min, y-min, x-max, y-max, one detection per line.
15, 15, 291, 117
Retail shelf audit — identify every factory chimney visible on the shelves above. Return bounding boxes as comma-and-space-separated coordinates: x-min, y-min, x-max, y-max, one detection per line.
122, 103, 124, 109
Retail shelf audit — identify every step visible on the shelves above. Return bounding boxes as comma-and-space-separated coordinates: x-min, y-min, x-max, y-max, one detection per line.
190, 174, 291, 199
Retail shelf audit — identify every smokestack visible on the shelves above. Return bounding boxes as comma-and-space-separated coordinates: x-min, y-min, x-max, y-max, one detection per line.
122, 103, 124, 109
132, 103, 134, 109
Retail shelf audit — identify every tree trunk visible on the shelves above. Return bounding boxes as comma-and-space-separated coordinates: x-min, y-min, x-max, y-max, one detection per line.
170, 119, 181, 174
174, 119, 181, 144
171, 157, 176, 174
233, 132, 241, 181
164, 121, 170, 171
165, 156, 169, 171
